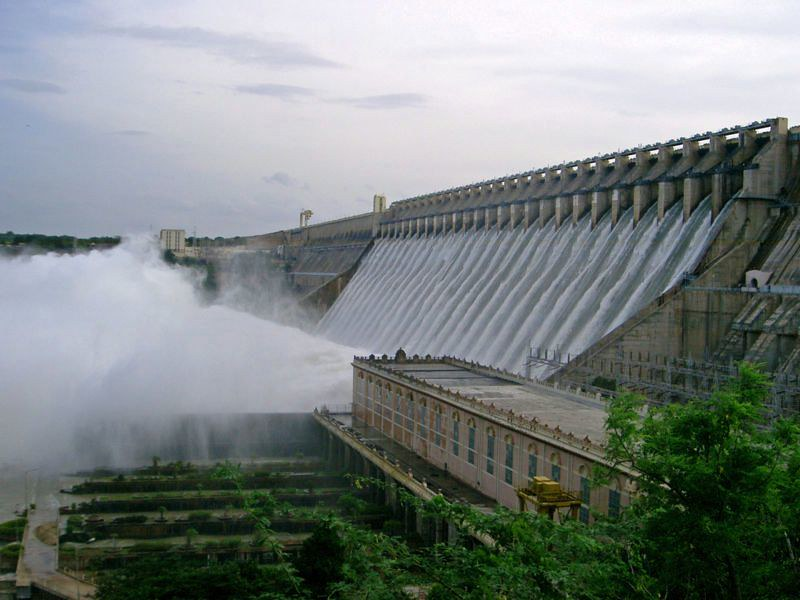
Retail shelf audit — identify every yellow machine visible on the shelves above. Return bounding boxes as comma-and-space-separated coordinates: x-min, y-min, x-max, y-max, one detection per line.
516, 476, 581, 522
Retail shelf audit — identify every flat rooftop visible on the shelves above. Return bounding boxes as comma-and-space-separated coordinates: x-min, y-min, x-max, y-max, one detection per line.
364, 359, 609, 444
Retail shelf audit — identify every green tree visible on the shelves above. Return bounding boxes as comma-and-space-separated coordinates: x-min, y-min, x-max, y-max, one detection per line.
603, 363, 800, 599
295, 520, 345, 597
185, 527, 198, 548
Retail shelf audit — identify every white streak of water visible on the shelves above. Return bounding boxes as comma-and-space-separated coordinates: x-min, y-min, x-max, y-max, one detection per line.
319, 199, 720, 376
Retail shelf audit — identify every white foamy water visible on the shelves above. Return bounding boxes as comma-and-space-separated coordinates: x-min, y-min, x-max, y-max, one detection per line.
0, 237, 359, 468
319, 199, 725, 375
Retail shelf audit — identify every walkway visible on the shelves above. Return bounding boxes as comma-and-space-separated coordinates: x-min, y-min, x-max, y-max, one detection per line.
17, 473, 95, 599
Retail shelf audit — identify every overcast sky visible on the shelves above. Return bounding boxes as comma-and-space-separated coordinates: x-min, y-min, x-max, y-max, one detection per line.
1, 1, 798, 237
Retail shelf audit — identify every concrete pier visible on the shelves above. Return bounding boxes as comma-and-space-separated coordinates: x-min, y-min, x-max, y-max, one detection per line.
573, 193, 589, 224
591, 191, 609, 228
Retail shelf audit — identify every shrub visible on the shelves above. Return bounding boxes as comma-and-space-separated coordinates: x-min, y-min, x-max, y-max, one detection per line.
111, 515, 147, 524
187, 511, 212, 522
0, 542, 22, 559
0, 518, 26, 541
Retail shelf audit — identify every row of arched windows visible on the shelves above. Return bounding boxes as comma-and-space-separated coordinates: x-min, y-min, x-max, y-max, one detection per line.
355, 371, 624, 519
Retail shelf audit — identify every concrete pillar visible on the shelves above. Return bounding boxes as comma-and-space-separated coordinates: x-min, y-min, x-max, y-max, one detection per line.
473, 208, 481, 231
657, 180, 677, 221
452, 212, 458, 233
744, 119, 791, 198
611, 188, 631, 226
633, 184, 653, 225
509, 203, 517, 230
683, 175, 704, 221
416, 217, 422, 236
711, 172, 732, 220
591, 191, 609, 228
485, 207, 493, 231
497, 204, 508, 230
555, 195, 572, 228
524, 200, 539, 229
461, 211, 470, 231
424, 216, 431, 236
572, 193, 589, 224
539, 198, 555, 227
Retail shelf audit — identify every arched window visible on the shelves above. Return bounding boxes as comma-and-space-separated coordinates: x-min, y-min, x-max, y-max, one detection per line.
550, 452, 561, 483
527, 443, 538, 480
486, 427, 496, 475
578, 465, 590, 524
608, 478, 621, 519
406, 394, 415, 431
504, 434, 514, 485
418, 398, 428, 438
451, 412, 460, 456
434, 405, 443, 447
394, 391, 402, 424
467, 419, 476, 465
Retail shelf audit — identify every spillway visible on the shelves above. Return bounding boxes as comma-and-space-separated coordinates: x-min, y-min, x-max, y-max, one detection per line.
318, 198, 725, 376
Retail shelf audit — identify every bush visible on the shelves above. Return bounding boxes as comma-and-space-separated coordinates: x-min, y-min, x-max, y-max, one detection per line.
0, 518, 26, 542
111, 515, 147, 524
337, 493, 367, 517
187, 511, 212, 522
0, 543, 22, 559
66, 516, 83, 534
128, 542, 172, 554
591, 375, 617, 391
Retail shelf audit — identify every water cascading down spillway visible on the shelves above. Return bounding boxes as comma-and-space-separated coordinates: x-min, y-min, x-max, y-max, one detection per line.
317, 198, 725, 377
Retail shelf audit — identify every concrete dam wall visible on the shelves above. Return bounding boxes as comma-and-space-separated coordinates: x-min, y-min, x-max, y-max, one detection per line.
314, 118, 797, 374
318, 198, 723, 374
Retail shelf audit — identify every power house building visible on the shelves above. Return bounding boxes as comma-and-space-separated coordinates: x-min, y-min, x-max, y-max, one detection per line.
350, 352, 635, 521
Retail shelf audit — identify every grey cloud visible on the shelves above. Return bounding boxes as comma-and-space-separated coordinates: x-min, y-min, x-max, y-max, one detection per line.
330, 93, 428, 110
0, 78, 65, 94
262, 172, 307, 189
99, 25, 340, 68
233, 83, 315, 101
112, 129, 149, 136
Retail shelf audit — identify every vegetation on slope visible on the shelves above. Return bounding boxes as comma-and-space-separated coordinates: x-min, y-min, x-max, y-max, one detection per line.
95, 364, 800, 599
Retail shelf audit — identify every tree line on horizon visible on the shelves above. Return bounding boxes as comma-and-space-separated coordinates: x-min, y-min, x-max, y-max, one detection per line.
0, 231, 121, 252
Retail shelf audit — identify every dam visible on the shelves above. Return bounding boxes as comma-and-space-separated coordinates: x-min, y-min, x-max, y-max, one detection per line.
318, 198, 721, 374
207, 116, 799, 400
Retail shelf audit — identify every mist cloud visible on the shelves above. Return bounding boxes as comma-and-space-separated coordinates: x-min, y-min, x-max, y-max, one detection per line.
0, 239, 359, 468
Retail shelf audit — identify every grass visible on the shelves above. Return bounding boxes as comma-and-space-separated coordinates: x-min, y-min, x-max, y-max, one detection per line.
0, 542, 22, 559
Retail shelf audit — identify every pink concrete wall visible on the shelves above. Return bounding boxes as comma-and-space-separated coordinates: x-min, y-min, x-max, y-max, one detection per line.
353, 368, 632, 519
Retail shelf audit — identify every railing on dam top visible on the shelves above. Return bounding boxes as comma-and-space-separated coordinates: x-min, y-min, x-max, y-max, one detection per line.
391, 118, 778, 209
377, 117, 792, 235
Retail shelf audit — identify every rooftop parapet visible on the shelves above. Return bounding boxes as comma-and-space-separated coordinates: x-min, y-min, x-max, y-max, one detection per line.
353, 351, 616, 462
